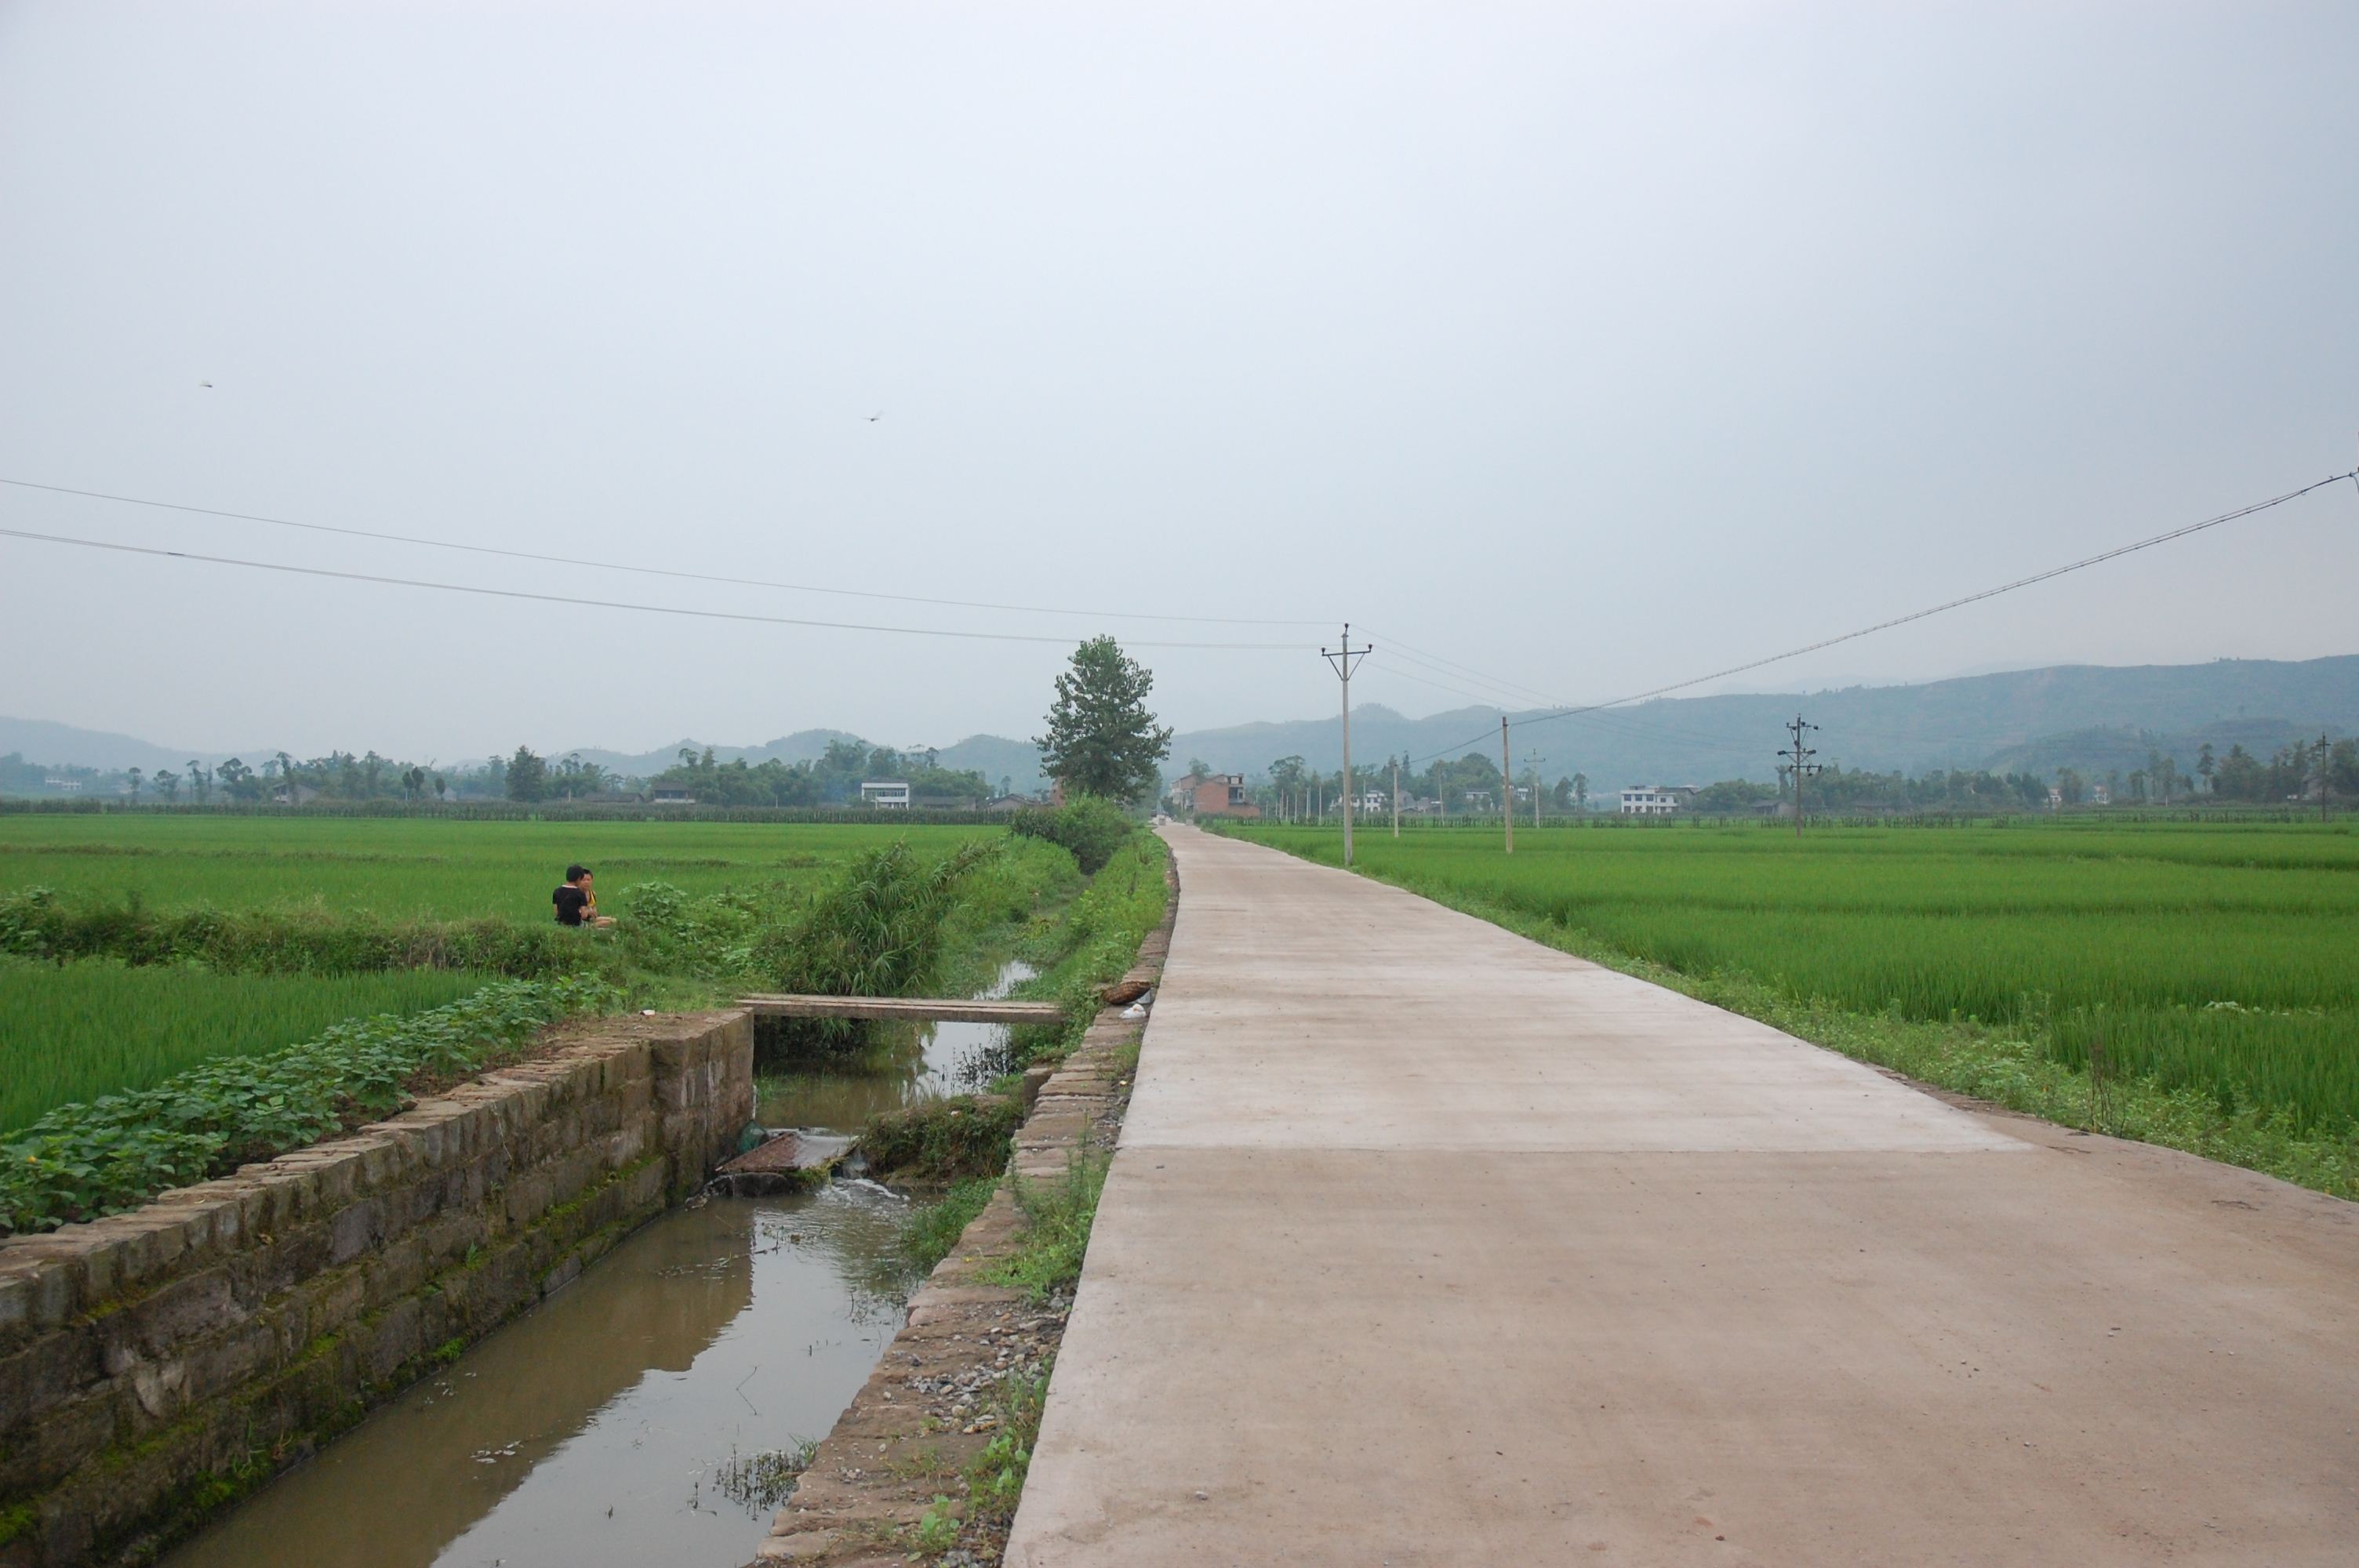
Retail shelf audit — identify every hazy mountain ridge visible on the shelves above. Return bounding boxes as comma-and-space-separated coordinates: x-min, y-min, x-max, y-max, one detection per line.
8, 655, 2354, 797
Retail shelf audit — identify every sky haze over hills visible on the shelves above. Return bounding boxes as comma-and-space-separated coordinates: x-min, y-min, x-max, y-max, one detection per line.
2, 3, 2356, 757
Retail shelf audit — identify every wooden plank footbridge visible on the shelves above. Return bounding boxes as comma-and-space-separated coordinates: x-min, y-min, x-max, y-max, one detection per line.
735, 993, 1069, 1025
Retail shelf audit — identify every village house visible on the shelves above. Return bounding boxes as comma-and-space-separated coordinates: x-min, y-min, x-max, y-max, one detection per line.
1165, 771, 1261, 819
860, 779, 912, 810
1619, 785, 1697, 816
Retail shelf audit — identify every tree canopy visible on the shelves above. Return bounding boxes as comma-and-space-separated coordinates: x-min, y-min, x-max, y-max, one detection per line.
1035, 636, 1172, 804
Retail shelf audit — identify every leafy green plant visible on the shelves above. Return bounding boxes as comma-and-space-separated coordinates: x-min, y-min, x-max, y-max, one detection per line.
1008, 797, 1135, 874
912, 1495, 961, 1552
0, 975, 614, 1234
857, 1094, 1022, 1182
961, 1363, 1051, 1529
1007, 834, 1170, 1065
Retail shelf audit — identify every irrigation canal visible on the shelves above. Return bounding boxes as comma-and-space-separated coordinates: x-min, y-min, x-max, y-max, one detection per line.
159, 961, 1035, 1568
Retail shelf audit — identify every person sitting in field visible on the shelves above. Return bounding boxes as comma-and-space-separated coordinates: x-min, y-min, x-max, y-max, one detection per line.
553, 864, 615, 928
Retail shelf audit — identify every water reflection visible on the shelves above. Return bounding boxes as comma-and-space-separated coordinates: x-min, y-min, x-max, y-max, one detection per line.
162, 1188, 907, 1568
755, 958, 1037, 1132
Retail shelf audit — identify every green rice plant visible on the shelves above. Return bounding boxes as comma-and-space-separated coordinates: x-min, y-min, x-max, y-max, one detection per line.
0, 816, 1008, 921
0, 960, 494, 1131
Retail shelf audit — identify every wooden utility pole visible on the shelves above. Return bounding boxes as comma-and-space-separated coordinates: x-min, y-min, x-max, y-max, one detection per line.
1500, 717, 1514, 855
1391, 758, 1401, 838
1781, 714, 1821, 837
1323, 625, 1372, 867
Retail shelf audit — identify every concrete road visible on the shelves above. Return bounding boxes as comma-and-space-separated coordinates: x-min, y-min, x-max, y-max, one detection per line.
1004, 826, 2359, 1566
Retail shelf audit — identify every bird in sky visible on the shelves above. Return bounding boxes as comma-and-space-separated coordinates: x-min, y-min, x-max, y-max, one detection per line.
867, 410, 882, 422
200, 381, 214, 389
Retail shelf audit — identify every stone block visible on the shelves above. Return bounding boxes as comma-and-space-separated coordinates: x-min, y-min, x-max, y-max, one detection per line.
107, 1265, 239, 1367
360, 1298, 424, 1386
328, 1199, 382, 1266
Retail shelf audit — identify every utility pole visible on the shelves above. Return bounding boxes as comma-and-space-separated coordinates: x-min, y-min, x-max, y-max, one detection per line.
1780, 714, 1821, 837
1500, 717, 1514, 855
1526, 748, 1541, 828
2319, 731, 2333, 823
1391, 757, 1401, 838
1323, 624, 1372, 867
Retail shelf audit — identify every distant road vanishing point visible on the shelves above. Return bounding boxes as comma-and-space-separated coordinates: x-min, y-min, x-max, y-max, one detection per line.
1006, 826, 2359, 1566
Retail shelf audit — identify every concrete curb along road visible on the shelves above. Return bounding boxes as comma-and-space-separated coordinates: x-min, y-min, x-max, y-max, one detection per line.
1005, 826, 2359, 1567
751, 845, 1180, 1567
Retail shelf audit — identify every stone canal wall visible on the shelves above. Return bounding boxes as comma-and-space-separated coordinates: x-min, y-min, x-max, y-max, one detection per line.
0, 1010, 754, 1568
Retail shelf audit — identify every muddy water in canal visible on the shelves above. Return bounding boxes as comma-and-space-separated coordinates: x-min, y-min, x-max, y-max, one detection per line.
162, 963, 1034, 1568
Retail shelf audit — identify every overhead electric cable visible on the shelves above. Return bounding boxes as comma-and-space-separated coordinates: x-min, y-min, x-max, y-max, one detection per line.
1401, 466, 2359, 768
0, 476, 1329, 629
0, 526, 1312, 650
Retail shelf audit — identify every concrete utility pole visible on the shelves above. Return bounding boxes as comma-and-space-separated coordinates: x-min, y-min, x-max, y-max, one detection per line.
1780, 714, 1822, 837
1526, 749, 1541, 828
2319, 731, 2333, 822
1391, 758, 1401, 838
1500, 717, 1514, 855
1323, 624, 1372, 867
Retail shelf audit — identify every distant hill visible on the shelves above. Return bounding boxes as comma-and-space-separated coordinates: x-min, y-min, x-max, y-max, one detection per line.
11, 655, 2353, 800
0, 717, 267, 774
562, 730, 1049, 790
1164, 655, 2359, 793
561, 730, 867, 777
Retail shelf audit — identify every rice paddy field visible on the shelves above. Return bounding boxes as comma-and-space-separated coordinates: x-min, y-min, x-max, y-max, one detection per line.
0, 816, 1000, 920
1234, 820, 2359, 1142
0, 816, 1007, 1133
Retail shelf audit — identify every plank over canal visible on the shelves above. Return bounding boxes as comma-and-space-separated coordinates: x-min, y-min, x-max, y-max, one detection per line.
1005, 825, 2359, 1567
736, 993, 1065, 1025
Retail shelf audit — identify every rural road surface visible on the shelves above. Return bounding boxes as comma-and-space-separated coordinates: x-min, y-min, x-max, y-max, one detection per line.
1004, 826, 2359, 1566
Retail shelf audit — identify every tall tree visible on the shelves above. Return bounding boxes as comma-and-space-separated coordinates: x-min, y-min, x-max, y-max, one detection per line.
507, 746, 549, 803
1035, 637, 1172, 804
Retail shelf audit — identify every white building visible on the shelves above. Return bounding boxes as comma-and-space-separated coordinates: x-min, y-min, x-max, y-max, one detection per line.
1619, 785, 1695, 816
860, 779, 912, 809
1354, 790, 1387, 813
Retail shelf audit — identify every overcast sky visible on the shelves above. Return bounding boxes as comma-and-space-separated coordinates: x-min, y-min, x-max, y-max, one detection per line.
2, 2, 2354, 763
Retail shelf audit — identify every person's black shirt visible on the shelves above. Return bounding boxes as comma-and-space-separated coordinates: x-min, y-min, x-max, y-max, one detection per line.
553, 884, 589, 927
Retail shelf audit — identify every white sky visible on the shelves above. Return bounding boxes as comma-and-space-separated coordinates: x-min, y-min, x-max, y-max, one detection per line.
2, 2, 2354, 760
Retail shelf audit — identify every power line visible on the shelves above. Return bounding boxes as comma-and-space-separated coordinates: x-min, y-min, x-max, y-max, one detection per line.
1401, 466, 2358, 768
0, 525, 1314, 650
0, 475, 1330, 630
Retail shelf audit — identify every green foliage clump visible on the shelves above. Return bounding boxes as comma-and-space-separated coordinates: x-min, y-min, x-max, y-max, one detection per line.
1007, 797, 1135, 874
858, 1094, 1022, 1182
0, 976, 615, 1235
756, 839, 1001, 1055
1008, 833, 1171, 1065
897, 1174, 1000, 1278
983, 1153, 1107, 1301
